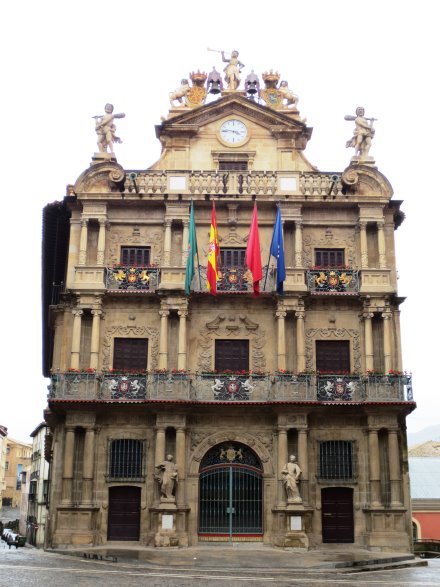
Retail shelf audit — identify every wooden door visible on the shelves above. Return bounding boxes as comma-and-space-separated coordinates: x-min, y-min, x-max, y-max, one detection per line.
316, 340, 350, 373
215, 339, 249, 372
107, 486, 141, 541
321, 487, 354, 543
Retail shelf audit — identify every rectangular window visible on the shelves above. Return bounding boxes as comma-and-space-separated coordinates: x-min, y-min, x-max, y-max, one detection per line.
316, 340, 350, 373
318, 441, 355, 480
120, 246, 150, 267
219, 161, 248, 171
315, 249, 345, 268
220, 248, 246, 268
215, 339, 249, 372
113, 338, 148, 371
108, 439, 145, 480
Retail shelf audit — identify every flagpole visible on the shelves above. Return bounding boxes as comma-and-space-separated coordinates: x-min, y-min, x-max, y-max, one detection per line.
264, 204, 278, 291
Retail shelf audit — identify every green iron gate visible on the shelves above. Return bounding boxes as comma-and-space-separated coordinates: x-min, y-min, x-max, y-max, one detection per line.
198, 443, 263, 541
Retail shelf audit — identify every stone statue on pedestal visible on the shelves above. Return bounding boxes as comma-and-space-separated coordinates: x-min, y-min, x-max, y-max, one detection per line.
155, 454, 178, 500
281, 454, 302, 503
94, 103, 125, 154
345, 106, 376, 159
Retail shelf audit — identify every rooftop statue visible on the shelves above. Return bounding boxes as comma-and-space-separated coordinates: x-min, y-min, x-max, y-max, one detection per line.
279, 80, 298, 109
345, 107, 376, 159
169, 72, 208, 109
208, 48, 244, 90
93, 103, 125, 154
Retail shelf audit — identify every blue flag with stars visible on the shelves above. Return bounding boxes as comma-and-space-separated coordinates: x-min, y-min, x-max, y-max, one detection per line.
269, 207, 286, 294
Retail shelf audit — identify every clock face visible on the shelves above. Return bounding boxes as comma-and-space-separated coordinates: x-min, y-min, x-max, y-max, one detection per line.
220, 119, 248, 144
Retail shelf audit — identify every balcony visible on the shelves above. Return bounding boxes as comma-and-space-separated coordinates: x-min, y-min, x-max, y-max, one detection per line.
307, 269, 359, 295
48, 372, 413, 403
122, 170, 344, 198
191, 265, 275, 293
105, 266, 160, 292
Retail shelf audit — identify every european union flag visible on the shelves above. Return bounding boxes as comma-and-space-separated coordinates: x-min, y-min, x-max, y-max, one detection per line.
269, 207, 286, 294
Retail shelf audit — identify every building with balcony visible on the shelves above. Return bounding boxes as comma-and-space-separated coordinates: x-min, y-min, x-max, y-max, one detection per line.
42, 64, 415, 551
2, 438, 32, 508
24, 423, 50, 547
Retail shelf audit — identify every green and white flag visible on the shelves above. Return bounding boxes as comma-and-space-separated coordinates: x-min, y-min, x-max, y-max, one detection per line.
185, 201, 199, 295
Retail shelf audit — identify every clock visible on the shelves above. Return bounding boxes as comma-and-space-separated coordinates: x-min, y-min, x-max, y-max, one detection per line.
219, 119, 249, 145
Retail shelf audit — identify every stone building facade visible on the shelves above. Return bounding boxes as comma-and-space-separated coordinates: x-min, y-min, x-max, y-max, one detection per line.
42, 68, 414, 551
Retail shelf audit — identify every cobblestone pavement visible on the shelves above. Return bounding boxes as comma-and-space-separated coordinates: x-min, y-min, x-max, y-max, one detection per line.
1, 545, 440, 587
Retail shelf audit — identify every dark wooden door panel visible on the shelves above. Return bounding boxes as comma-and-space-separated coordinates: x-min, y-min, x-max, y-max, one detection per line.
108, 486, 141, 541
316, 340, 350, 373
215, 339, 249, 372
321, 487, 354, 543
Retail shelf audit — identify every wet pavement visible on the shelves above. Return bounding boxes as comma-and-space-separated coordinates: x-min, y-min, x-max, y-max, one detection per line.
1, 543, 439, 587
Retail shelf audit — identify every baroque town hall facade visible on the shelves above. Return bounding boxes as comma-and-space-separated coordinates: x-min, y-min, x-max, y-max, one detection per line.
42, 62, 415, 551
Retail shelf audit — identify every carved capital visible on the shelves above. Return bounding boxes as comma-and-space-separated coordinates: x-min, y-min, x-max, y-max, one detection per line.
276, 311, 287, 319
295, 311, 305, 320
159, 310, 170, 318
72, 309, 84, 318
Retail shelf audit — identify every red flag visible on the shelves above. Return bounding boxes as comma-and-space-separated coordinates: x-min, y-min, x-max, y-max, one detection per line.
207, 202, 219, 295
245, 203, 263, 295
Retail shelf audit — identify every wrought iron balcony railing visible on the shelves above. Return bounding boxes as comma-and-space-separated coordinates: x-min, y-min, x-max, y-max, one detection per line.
105, 266, 160, 292
191, 265, 275, 293
49, 372, 413, 403
307, 269, 359, 295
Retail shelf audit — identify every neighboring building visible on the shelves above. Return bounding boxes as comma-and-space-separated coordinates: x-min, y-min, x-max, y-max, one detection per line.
0, 425, 7, 509
25, 423, 50, 546
42, 62, 415, 551
409, 442, 440, 540
2, 438, 32, 507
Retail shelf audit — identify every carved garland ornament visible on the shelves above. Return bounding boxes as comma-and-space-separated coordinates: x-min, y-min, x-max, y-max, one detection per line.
305, 328, 361, 373
102, 325, 159, 370
196, 314, 266, 372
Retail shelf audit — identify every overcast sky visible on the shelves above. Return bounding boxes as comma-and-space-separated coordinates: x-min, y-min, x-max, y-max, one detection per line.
1, 0, 438, 441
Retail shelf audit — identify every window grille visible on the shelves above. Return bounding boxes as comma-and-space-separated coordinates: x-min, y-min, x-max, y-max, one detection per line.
318, 441, 355, 480
108, 439, 145, 481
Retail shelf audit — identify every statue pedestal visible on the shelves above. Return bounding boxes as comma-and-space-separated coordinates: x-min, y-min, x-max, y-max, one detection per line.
91, 152, 117, 165
149, 504, 190, 547
350, 155, 376, 167
272, 504, 312, 549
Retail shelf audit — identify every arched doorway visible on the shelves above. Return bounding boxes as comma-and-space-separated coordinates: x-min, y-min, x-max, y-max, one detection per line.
198, 442, 263, 541
108, 486, 141, 541
321, 487, 354, 543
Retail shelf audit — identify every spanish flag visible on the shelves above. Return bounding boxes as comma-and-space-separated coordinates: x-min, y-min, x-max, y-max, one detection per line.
207, 202, 219, 294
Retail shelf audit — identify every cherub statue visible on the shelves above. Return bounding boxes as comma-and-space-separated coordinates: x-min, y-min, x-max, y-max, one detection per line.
279, 80, 298, 108
345, 107, 376, 158
94, 103, 125, 154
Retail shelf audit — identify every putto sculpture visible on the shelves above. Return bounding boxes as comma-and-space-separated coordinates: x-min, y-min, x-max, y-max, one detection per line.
345, 107, 376, 159
208, 48, 245, 90
93, 103, 125, 154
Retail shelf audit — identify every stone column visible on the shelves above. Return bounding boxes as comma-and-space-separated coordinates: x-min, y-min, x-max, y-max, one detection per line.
78, 219, 88, 266
276, 307, 287, 372
176, 427, 186, 506
177, 308, 188, 371
82, 427, 96, 504
294, 221, 303, 268
377, 221, 387, 269
89, 310, 102, 370
297, 429, 309, 504
158, 309, 170, 370
295, 310, 306, 373
368, 428, 381, 507
363, 311, 374, 372
359, 222, 369, 268
163, 219, 172, 266
181, 219, 189, 266
155, 427, 166, 468
278, 429, 288, 505
70, 309, 83, 370
382, 310, 392, 373
96, 219, 107, 265
61, 427, 76, 503
388, 429, 403, 507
